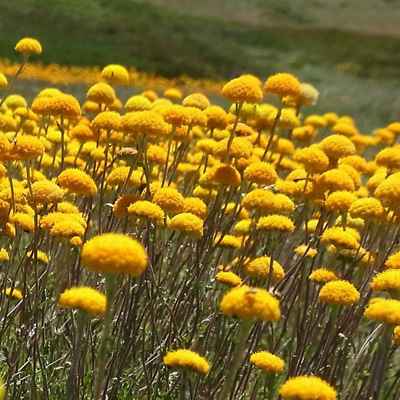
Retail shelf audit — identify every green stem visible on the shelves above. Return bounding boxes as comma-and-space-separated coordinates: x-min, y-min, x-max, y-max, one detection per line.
93, 272, 117, 400
219, 320, 252, 400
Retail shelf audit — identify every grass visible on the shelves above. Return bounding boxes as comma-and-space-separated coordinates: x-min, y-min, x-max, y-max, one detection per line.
1, 0, 400, 130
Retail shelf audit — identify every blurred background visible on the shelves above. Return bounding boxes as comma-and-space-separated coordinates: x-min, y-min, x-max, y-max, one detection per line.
1, 0, 400, 130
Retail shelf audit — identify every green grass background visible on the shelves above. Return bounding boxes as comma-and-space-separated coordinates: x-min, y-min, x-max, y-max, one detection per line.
1, 0, 400, 130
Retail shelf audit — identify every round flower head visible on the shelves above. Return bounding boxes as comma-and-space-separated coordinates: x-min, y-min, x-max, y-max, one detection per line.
59, 287, 106, 316
321, 227, 359, 250
285, 82, 319, 106
30, 180, 64, 205
243, 256, 284, 281
164, 349, 210, 374
86, 83, 116, 105
0, 73, 8, 89
244, 162, 278, 186
316, 169, 355, 193
267, 108, 300, 129
213, 233, 241, 248
48, 94, 81, 119
250, 351, 284, 374
213, 137, 252, 160
394, 326, 400, 345
168, 213, 204, 238
164, 88, 182, 100
9, 135, 45, 160
0, 248, 9, 262
10, 213, 35, 233
364, 299, 400, 325
50, 220, 85, 238
91, 111, 121, 132
319, 135, 355, 162
57, 169, 97, 197
293, 147, 329, 174
15, 37, 42, 54
203, 105, 228, 130
222, 77, 263, 105
279, 375, 337, 400
101, 64, 129, 85
319, 280, 360, 307
242, 188, 277, 213
121, 111, 170, 137
183, 197, 208, 219
107, 168, 144, 189
112, 194, 140, 218
27, 250, 49, 264
208, 164, 241, 186
4, 287, 23, 300
349, 198, 384, 221
128, 200, 164, 223
216, 271, 242, 287
82, 233, 147, 276
304, 115, 327, 128
160, 105, 191, 127
152, 187, 184, 213
325, 191, 357, 213
264, 73, 301, 98
125, 95, 152, 112
295, 245, 318, 258
182, 93, 211, 110
332, 122, 359, 137
220, 285, 280, 321
371, 269, 400, 293
257, 215, 295, 232
375, 178, 400, 204
309, 268, 340, 283
386, 251, 400, 269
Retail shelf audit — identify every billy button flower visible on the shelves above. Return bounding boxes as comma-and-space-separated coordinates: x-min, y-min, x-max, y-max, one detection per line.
325, 191, 357, 213
164, 349, 210, 374
318, 280, 360, 307
163, 88, 182, 100
15, 37, 42, 55
243, 256, 284, 281
101, 64, 129, 86
50, 220, 85, 239
295, 245, 318, 258
349, 197, 385, 221
364, 298, 400, 325
371, 269, 400, 294
57, 168, 97, 197
182, 92, 211, 110
86, 82, 116, 106
69, 124, 96, 143
250, 351, 285, 374
91, 111, 121, 132
241, 188, 278, 213
304, 115, 327, 128
221, 76, 263, 105
128, 200, 165, 224
279, 376, 337, 400
168, 212, 204, 239
243, 162, 278, 186
0, 72, 7, 89
47, 93, 81, 119
125, 95, 152, 112
386, 251, 400, 269
152, 187, 184, 214
321, 227, 360, 250
4, 287, 23, 300
257, 215, 295, 233
0, 248, 9, 262
29, 180, 64, 205
318, 134, 356, 161
316, 169, 355, 193
264, 73, 302, 99
182, 197, 209, 219
309, 268, 340, 284
27, 250, 49, 264
293, 146, 329, 174
112, 194, 140, 219
106, 168, 144, 189
121, 111, 171, 138
215, 271, 242, 287
213, 233, 241, 249
59, 287, 106, 316
203, 105, 228, 130
374, 176, 400, 205
160, 104, 191, 127
10, 213, 35, 233
8, 135, 45, 161
207, 164, 241, 187
332, 122, 359, 137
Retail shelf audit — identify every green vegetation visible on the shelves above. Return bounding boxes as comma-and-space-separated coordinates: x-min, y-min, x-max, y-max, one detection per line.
1, 0, 400, 130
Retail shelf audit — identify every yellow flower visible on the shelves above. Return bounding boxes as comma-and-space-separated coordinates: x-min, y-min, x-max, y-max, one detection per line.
121, 111, 170, 137
386, 251, 400, 269
364, 299, 400, 325
203, 105, 228, 130
375, 178, 400, 204
279, 376, 337, 400
59, 287, 106, 316
242, 189, 277, 213
57, 169, 97, 197
30, 180, 64, 205
293, 147, 329, 174
101, 64, 129, 85
152, 187, 184, 213
220, 285, 280, 321
128, 200, 165, 223
125, 95, 152, 112
250, 351, 284, 374
81, 233, 148, 277
168, 213, 204, 239
4, 287, 22, 300
50, 220, 85, 238
91, 111, 121, 132
182, 93, 211, 110
304, 115, 327, 127
70, 236, 82, 247
233, 219, 254, 235
86, 82, 116, 105
243, 256, 284, 281
243, 162, 278, 186
208, 164, 241, 186
47, 94, 81, 118
325, 191, 357, 213
27, 250, 49, 264
15, 37, 42, 54
257, 215, 295, 232
295, 245, 318, 258
163, 88, 182, 100
107, 168, 144, 189
216, 271, 242, 287
112, 194, 140, 219
321, 227, 359, 250
164, 349, 210, 373
394, 326, 400, 345
10, 213, 35, 233
182, 197, 209, 219
221, 77, 263, 104
264, 73, 301, 98
160, 105, 191, 126
316, 169, 355, 193
0, 72, 7, 89
309, 268, 340, 283
318, 134, 355, 160
0, 248, 9, 262
371, 270, 400, 293
349, 198, 384, 221
9, 135, 45, 160
319, 280, 360, 306
213, 233, 241, 248
70, 124, 95, 142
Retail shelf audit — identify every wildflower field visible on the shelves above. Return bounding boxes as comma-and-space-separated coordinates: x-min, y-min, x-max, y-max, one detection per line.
1, 36, 400, 400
